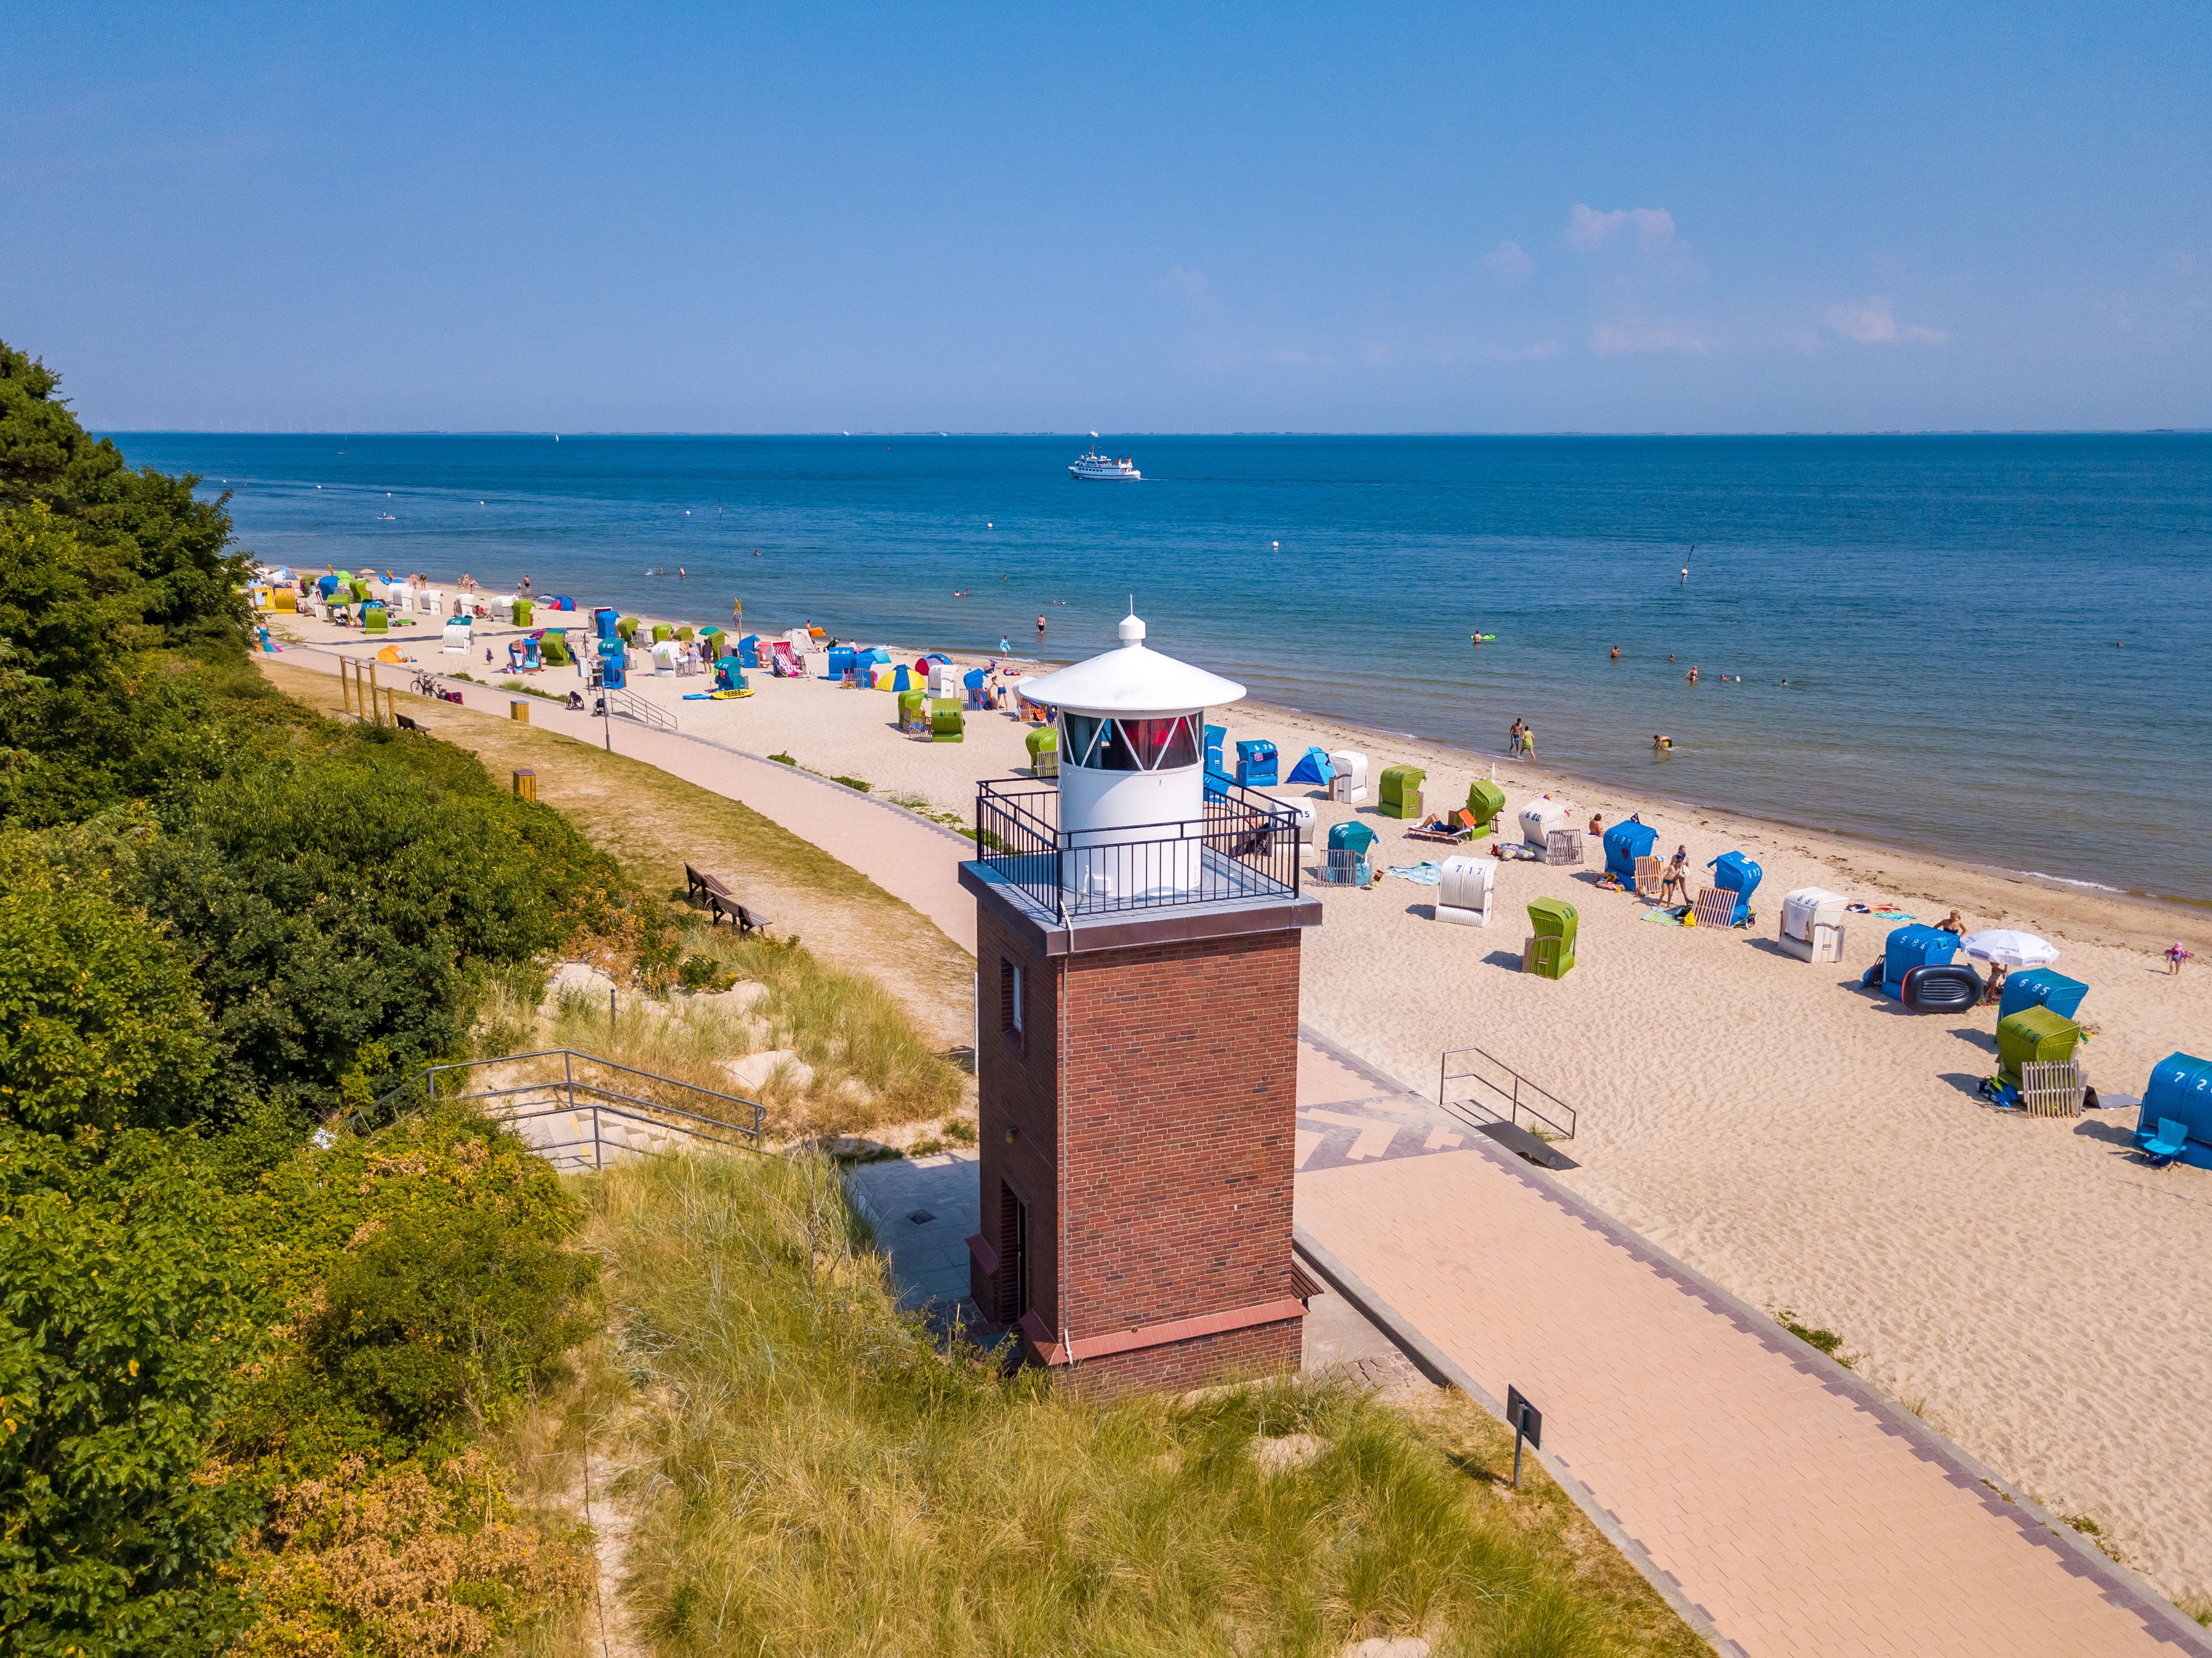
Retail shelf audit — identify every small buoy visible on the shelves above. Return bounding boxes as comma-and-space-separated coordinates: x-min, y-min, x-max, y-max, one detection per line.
988, 521, 994, 528
1272, 540, 1280, 549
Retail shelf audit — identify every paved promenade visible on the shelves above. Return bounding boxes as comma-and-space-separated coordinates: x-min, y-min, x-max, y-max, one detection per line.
281, 641, 2208, 1654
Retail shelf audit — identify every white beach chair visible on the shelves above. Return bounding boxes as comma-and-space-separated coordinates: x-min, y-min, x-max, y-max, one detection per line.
1328, 751, 1368, 804
1435, 856, 1494, 926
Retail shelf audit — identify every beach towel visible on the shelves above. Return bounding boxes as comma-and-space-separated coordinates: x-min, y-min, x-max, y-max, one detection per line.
1641, 907, 1691, 926
1385, 861, 1445, 885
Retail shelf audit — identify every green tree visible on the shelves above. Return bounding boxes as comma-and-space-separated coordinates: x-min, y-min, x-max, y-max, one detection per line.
0, 1127, 256, 1654
0, 874, 218, 1135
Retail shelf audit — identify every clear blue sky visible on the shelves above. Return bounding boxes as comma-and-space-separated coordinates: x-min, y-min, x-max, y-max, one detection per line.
6, 3, 2208, 433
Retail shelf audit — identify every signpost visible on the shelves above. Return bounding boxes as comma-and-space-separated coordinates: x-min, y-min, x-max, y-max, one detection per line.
1505, 1384, 1543, 1489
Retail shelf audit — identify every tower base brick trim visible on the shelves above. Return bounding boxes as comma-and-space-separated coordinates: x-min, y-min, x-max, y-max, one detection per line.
1045, 1317, 1305, 1397
1018, 1297, 1306, 1367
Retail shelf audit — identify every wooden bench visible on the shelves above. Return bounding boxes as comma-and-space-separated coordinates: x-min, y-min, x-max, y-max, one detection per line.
686, 865, 772, 935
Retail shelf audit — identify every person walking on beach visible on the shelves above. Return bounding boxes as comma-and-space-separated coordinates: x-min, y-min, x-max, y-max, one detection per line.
732, 597, 743, 622
1660, 845, 1691, 904
1519, 720, 1536, 758
1507, 718, 1524, 756
2166, 942, 2193, 975
1000, 636, 1012, 654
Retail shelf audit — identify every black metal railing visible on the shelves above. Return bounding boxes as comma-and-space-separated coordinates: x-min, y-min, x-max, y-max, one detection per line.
974, 778, 1301, 919
349, 1048, 765, 1163
1439, 1044, 1578, 1141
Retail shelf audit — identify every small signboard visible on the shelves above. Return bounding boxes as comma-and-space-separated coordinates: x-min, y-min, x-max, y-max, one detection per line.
1505, 1384, 1543, 1488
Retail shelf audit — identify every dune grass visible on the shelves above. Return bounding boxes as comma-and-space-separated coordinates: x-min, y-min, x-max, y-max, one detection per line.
468, 923, 964, 1139
583, 1151, 1707, 1657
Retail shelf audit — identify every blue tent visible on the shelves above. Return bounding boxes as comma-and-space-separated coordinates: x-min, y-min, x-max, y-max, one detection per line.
1707, 851, 1763, 926
1998, 968, 2088, 1023
1881, 924, 1956, 999
1603, 814, 1658, 888
2136, 1053, 2212, 1170
1285, 746, 1335, 787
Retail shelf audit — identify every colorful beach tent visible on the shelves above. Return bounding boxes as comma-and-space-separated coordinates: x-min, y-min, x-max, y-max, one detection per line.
1285, 746, 1335, 787
1603, 816, 1658, 889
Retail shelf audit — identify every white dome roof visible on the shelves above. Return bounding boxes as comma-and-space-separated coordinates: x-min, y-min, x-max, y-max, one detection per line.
1018, 614, 1246, 716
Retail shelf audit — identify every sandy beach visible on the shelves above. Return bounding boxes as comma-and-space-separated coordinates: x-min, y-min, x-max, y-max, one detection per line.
272, 592, 2212, 1607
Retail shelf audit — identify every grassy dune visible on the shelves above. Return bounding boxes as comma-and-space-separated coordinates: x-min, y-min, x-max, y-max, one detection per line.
582, 1151, 1709, 1658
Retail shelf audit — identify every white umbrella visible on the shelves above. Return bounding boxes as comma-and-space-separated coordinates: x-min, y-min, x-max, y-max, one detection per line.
1960, 929, 2060, 969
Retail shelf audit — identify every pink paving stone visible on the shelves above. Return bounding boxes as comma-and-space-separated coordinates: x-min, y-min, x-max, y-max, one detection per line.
1295, 1146, 2193, 1656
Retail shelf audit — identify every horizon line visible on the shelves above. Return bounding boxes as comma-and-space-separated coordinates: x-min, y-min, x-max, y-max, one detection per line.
98, 427, 2212, 440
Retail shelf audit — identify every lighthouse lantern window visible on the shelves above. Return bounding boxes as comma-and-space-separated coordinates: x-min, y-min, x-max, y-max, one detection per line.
1060, 712, 1202, 773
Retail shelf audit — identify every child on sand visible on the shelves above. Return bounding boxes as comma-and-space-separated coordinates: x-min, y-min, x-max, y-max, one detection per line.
2167, 942, 2194, 975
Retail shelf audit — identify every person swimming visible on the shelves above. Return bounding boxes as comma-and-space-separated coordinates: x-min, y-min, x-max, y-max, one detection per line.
1653, 734, 1674, 751
1610, 645, 1620, 660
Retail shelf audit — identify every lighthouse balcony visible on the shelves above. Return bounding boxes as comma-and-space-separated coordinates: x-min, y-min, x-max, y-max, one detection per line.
968, 777, 1304, 924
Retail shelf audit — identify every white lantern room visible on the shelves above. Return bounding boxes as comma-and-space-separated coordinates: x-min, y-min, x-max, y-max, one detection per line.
1017, 613, 1244, 901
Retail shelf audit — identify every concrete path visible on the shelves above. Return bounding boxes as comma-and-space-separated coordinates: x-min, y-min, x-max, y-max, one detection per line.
283, 642, 2206, 1653
281, 643, 978, 953
1290, 1031, 2209, 1657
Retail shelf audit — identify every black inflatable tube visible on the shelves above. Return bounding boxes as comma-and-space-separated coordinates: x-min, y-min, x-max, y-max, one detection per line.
1900, 962, 1984, 1014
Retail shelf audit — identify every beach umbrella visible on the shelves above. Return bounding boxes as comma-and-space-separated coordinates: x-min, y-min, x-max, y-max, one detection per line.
1960, 929, 2060, 969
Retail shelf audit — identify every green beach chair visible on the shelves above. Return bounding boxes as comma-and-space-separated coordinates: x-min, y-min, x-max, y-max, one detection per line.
513, 598, 533, 626
652, 622, 673, 643
677, 625, 693, 642
619, 616, 640, 643
930, 698, 964, 742
1467, 778, 1507, 832
361, 604, 389, 633
1026, 726, 1058, 777
1996, 1006, 2082, 1089
897, 687, 929, 734
1524, 897, 1578, 979
1379, 764, 1425, 820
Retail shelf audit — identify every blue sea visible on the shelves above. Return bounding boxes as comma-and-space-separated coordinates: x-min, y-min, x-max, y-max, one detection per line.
111, 433, 2212, 903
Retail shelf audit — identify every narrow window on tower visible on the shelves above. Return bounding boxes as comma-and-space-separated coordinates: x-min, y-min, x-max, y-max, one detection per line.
999, 957, 1024, 1043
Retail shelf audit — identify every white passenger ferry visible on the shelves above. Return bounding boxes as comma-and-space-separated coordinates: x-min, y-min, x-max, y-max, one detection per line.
1069, 448, 1141, 481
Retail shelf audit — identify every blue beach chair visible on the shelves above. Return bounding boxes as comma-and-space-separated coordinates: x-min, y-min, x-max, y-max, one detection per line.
2142, 1119, 2191, 1168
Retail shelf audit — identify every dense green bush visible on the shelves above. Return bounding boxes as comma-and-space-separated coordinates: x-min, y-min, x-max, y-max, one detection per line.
0, 1127, 258, 1653
0, 873, 218, 1134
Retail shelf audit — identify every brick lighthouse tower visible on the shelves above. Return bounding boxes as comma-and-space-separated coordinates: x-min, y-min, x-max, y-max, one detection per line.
960, 612, 1321, 1391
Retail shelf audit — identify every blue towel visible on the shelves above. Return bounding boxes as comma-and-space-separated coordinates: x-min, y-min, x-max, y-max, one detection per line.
1385, 861, 1444, 885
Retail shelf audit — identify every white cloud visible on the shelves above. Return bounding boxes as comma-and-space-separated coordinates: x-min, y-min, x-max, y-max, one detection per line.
1566, 204, 1677, 254
1824, 298, 1946, 345
1590, 323, 1712, 355
1155, 264, 1217, 310
1483, 239, 1535, 284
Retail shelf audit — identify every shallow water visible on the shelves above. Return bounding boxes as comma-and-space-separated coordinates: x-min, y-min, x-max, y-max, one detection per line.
117, 432, 2212, 899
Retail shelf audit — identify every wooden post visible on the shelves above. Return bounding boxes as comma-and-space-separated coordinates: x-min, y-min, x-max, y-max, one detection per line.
366, 663, 383, 727
509, 699, 530, 725
513, 769, 537, 802
338, 657, 354, 715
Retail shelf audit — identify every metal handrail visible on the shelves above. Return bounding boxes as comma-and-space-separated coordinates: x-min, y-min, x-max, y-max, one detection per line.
974, 777, 1302, 919
352, 1047, 765, 1149
601, 683, 677, 731
1439, 1044, 1578, 1141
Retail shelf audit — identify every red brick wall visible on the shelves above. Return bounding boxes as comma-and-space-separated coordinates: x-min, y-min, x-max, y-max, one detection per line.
974, 908, 1305, 1393
1063, 1316, 1304, 1398
1058, 928, 1302, 1340
975, 909, 1063, 1331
